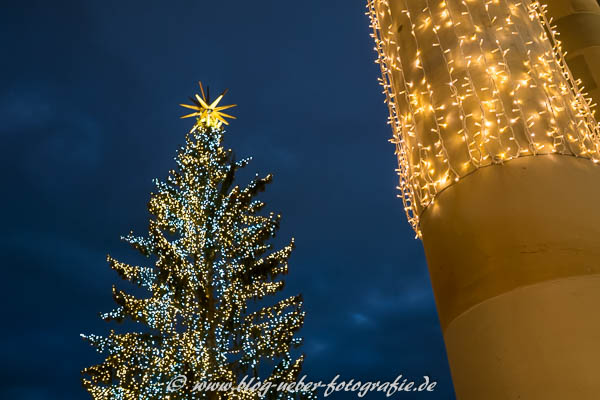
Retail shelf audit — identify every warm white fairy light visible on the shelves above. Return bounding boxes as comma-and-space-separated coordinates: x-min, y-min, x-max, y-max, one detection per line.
367, 0, 600, 237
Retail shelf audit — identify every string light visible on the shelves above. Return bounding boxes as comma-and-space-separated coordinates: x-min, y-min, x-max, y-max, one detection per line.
81, 88, 311, 399
367, 0, 600, 237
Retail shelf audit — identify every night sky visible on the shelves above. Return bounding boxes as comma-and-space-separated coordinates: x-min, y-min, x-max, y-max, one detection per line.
1, 1, 454, 398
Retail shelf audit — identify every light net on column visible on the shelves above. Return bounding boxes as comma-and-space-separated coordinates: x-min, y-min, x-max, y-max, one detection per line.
368, 0, 600, 237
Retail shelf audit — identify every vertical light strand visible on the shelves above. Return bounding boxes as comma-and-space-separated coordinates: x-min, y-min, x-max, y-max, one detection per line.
461, 0, 538, 157
383, 11, 436, 207
517, 1, 581, 155
529, 1, 600, 161
400, 2, 459, 201
486, 0, 561, 157
443, 0, 502, 165
499, 0, 570, 155
425, 0, 481, 171
368, 0, 421, 232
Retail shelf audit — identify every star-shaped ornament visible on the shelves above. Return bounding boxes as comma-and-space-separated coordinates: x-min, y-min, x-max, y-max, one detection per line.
180, 82, 237, 130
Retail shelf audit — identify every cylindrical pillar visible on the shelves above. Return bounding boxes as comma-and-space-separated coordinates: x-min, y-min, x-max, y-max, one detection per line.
368, 0, 600, 398
421, 155, 600, 399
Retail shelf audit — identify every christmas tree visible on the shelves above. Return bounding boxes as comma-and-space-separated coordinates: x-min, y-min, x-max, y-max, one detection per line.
81, 83, 310, 399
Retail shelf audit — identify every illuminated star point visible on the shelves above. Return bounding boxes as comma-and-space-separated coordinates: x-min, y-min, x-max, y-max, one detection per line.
179, 82, 237, 130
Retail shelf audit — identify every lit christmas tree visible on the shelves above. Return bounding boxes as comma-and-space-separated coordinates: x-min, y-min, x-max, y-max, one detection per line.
82, 83, 310, 399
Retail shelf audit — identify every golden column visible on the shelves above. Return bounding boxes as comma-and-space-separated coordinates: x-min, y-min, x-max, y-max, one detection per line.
368, 0, 600, 398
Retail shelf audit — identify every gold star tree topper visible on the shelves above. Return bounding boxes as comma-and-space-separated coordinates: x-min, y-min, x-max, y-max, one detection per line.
180, 82, 237, 130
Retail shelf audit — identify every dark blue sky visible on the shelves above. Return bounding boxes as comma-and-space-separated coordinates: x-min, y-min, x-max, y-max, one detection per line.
0, 1, 454, 398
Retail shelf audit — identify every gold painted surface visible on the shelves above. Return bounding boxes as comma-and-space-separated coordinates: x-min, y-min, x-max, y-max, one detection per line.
444, 274, 600, 399
420, 155, 600, 330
